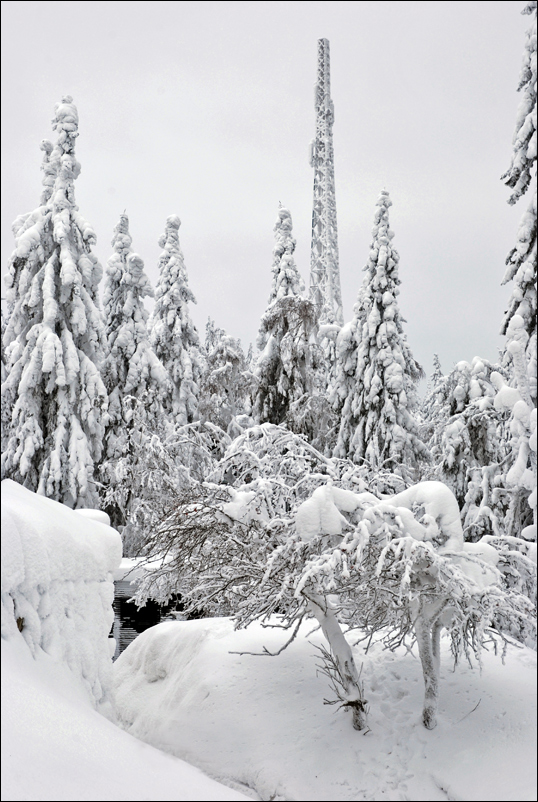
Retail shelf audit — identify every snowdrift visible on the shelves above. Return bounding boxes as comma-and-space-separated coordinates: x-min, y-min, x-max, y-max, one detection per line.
1, 479, 251, 802
1, 478, 121, 711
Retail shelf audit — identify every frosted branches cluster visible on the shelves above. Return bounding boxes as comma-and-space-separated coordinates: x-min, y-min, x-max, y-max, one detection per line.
133, 435, 536, 729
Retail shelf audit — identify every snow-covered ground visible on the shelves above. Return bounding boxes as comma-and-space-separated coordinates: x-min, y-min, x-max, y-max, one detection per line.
1, 632, 250, 801
2, 479, 536, 801
112, 617, 537, 802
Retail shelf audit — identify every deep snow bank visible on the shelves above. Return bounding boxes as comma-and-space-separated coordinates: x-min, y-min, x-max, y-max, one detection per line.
1, 479, 122, 711
1, 632, 252, 802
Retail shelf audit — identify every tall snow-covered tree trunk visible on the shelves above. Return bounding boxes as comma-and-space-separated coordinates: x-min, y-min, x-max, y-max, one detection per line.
1, 96, 108, 508
414, 609, 441, 730
150, 215, 202, 426
253, 206, 321, 432
332, 191, 428, 478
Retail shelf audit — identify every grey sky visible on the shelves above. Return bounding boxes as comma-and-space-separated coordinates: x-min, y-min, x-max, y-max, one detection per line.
1, 1, 531, 380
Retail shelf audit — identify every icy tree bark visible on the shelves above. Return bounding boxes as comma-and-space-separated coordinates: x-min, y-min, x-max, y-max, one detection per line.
432, 619, 443, 676
306, 591, 367, 731
415, 614, 440, 730
413, 596, 450, 729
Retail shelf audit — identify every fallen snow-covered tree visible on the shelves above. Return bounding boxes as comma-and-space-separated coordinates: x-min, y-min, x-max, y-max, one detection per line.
133, 450, 536, 732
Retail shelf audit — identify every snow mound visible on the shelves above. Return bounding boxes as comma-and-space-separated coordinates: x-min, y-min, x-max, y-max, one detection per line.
1, 479, 122, 711
1, 631, 251, 802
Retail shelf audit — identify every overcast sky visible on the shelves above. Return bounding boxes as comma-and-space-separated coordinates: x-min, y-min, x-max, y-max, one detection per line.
1, 1, 531, 379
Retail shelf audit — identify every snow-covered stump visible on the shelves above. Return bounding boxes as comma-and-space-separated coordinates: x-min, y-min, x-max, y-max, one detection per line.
306, 592, 367, 731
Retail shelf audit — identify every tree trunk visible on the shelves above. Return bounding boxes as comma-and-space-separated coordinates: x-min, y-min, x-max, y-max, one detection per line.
415, 614, 440, 729
306, 591, 367, 731
432, 619, 443, 676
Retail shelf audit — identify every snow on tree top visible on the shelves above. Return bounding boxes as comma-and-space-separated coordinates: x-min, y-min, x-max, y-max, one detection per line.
166, 214, 181, 228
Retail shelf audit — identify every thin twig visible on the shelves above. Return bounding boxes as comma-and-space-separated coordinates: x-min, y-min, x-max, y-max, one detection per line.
455, 698, 481, 723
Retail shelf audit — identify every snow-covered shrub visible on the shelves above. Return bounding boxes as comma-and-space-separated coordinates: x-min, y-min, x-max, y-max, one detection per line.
208, 423, 335, 504
1, 480, 121, 714
343, 525, 534, 727
134, 470, 535, 732
101, 395, 230, 557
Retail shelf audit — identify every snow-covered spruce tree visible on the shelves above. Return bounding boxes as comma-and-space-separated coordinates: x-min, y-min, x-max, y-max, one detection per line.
421, 357, 512, 540
0, 309, 8, 457
99, 214, 172, 532
421, 354, 444, 424
501, 2, 537, 208
0, 309, 7, 393
498, 1, 537, 537
2, 140, 56, 459
253, 206, 325, 441
198, 318, 256, 436
419, 355, 446, 462
150, 215, 202, 425
1, 96, 107, 507
492, 355, 536, 538
332, 191, 428, 480
501, 0, 536, 354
